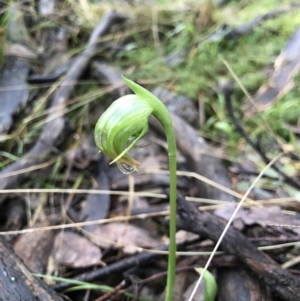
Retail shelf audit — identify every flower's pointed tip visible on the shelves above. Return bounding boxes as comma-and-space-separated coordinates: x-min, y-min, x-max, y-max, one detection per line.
110, 157, 120, 165
121, 75, 160, 105
121, 74, 130, 81
121, 75, 134, 88
121, 75, 143, 96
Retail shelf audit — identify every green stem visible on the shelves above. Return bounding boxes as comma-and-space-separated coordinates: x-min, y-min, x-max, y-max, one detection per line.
99, 77, 177, 301
165, 134, 177, 301
108, 77, 178, 300
153, 114, 177, 301
145, 105, 177, 301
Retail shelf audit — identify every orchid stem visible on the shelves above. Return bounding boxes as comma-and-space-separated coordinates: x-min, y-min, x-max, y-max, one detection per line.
122, 77, 177, 301
166, 148, 177, 301
94, 76, 177, 301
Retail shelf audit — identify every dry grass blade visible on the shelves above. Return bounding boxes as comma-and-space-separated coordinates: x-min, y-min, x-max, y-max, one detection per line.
0, 188, 167, 198
0, 210, 169, 236
144, 169, 259, 206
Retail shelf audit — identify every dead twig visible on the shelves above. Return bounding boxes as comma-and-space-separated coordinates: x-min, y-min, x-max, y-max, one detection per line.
0, 11, 127, 204
223, 84, 300, 189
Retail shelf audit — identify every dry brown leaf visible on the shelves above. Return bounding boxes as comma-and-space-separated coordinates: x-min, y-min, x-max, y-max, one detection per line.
87, 222, 161, 254
14, 220, 54, 273
215, 205, 300, 234
53, 231, 101, 268
175, 230, 199, 244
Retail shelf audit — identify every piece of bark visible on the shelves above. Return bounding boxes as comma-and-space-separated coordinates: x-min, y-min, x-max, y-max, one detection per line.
81, 155, 111, 232
218, 268, 272, 301
0, 236, 69, 301
91, 61, 129, 99
0, 12, 127, 204
0, 5, 31, 134
176, 193, 300, 301
151, 87, 198, 127
0, 56, 29, 135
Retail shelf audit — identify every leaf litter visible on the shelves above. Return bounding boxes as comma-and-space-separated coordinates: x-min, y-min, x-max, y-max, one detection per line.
0, 0, 300, 301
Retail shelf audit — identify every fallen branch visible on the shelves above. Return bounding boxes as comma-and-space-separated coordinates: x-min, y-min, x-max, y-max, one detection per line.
176, 193, 300, 301
0, 236, 69, 301
0, 11, 127, 204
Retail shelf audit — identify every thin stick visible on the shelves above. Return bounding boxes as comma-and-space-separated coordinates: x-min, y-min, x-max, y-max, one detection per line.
222, 58, 283, 147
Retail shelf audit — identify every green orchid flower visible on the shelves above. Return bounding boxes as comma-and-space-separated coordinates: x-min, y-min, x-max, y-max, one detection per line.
94, 76, 177, 301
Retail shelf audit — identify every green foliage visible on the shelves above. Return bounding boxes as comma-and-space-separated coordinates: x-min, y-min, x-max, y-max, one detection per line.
110, 0, 300, 152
